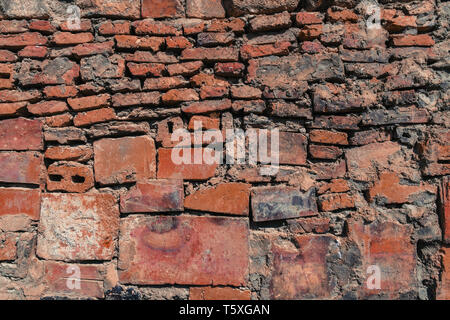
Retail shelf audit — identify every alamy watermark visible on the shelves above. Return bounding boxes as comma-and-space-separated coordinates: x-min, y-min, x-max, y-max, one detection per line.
170, 121, 280, 176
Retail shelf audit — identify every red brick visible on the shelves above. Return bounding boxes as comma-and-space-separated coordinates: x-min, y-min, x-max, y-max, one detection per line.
118, 215, 248, 285
437, 247, 450, 300
183, 21, 206, 35
0, 118, 43, 151
44, 85, 78, 98
157, 117, 186, 148
369, 171, 436, 205
162, 89, 199, 105
298, 24, 322, 40
127, 62, 165, 77
166, 36, 192, 50
45, 146, 93, 162
250, 12, 292, 32
440, 177, 450, 243
190, 73, 230, 87
142, 0, 184, 18
133, 20, 180, 36
120, 180, 184, 213
167, 61, 203, 76
181, 47, 239, 62
200, 86, 229, 99
112, 92, 160, 107
190, 287, 251, 300
317, 179, 350, 195
348, 219, 416, 298
214, 62, 245, 77
27, 100, 68, 116
0, 152, 42, 185
60, 19, 92, 32
0, 102, 27, 117
43, 261, 104, 298
94, 136, 156, 185
79, 0, 140, 19
311, 159, 347, 180
0, 233, 17, 261
73, 108, 116, 127
385, 15, 417, 32
68, 94, 110, 111
391, 34, 435, 47
98, 21, 130, 35
240, 41, 290, 60
0, 20, 28, 33
227, 0, 299, 16
300, 41, 324, 53
197, 32, 234, 47
309, 129, 348, 145
72, 41, 114, 57
345, 141, 401, 182
144, 76, 188, 90
182, 99, 231, 114
309, 144, 343, 160
0, 63, 14, 89
0, 32, 47, 48
186, 0, 226, 18
0, 188, 40, 220
53, 32, 93, 45
318, 193, 355, 212
327, 8, 358, 22
271, 235, 337, 299
37, 193, 119, 261
157, 148, 218, 180
206, 18, 245, 33
45, 113, 73, 127
28, 20, 56, 33
188, 116, 220, 130
18, 45, 48, 58
185, 183, 250, 215
278, 132, 307, 165
47, 162, 94, 193
115, 35, 164, 51
296, 12, 323, 25
251, 186, 317, 221
0, 50, 16, 62
0, 89, 41, 103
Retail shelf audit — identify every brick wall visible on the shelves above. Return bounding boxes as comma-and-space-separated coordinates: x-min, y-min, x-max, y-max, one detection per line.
0, 0, 449, 300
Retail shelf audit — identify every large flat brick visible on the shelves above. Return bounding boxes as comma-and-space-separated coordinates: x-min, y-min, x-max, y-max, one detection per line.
37, 193, 119, 261
142, 0, 184, 18
120, 180, 184, 213
251, 186, 318, 221
119, 215, 248, 285
0, 188, 40, 220
94, 136, 156, 185
0, 152, 42, 185
0, 118, 43, 151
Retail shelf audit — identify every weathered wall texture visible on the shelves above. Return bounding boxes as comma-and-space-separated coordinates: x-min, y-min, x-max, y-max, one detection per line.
0, 0, 448, 300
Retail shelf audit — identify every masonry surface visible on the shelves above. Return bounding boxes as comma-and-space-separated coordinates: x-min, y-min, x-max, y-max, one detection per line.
0, 0, 448, 300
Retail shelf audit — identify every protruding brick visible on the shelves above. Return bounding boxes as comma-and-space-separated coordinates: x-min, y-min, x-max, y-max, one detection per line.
185, 183, 250, 215
94, 136, 156, 185
251, 186, 317, 221
0, 118, 43, 151
120, 180, 184, 213
118, 215, 248, 285
37, 193, 119, 261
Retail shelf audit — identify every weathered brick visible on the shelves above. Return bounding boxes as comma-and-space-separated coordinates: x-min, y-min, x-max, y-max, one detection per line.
80, 54, 124, 81
60, 19, 92, 32
182, 99, 231, 114
310, 129, 348, 145
0, 233, 17, 261
270, 234, 338, 299
45, 113, 73, 127
37, 193, 119, 261
132, 20, 180, 36
185, 183, 250, 215
142, 0, 184, 18
72, 41, 114, 58
309, 144, 343, 160
157, 148, 218, 180
226, 0, 300, 16
181, 47, 239, 62
348, 219, 416, 298
0, 118, 43, 151
391, 34, 435, 47
0, 32, 47, 48
162, 89, 199, 105
115, 35, 164, 51
98, 21, 130, 35
0, 152, 42, 185
27, 100, 68, 116
440, 177, 450, 243
200, 86, 229, 99
18, 45, 48, 59
240, 41, 291, 60
73, 108, 117, 127
296, 12, 323, 25
251, 186, 317, 221
17, 58, 80, 86
68, 94, 110, 112
197, 32, 234, 47
43, 85, 78, 98
118, 215, 248, 285
0, 188, 40, 220
47, 162, 94, 193
250, 12, 292, 32
0, 102, 28, 117
53, 32, 93, 45
167, 61, 203, 76
77, 0, 140, 19
120, 180, 184, 213
318, 192, 355, 212
186, 0, 226, 18
278, 132, 308, 165
437, 247, 450, 300
144, 76, 188, 90
94, 136, 156, 185
214, 62, 245, 77
45, 146, 93, 162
